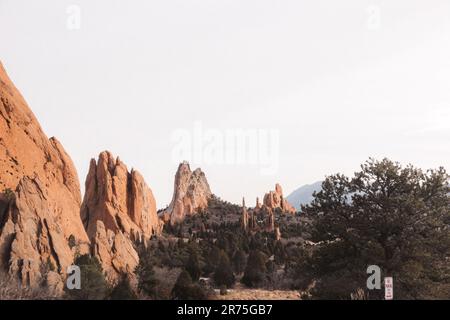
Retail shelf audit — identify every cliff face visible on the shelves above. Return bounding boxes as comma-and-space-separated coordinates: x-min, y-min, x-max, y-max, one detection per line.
0, 62, 89, 290
162, 162, 212, 225
80, 151, 163, 282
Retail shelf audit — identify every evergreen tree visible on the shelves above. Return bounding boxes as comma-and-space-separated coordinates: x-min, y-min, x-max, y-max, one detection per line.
303, 158, 450, 299
186, 252, 201, 281
241, 250, 267, 288
136, 249, 159, 298
273, 241, 286, 264
213, 250, 235, 288
110, 276, 137, 300
232, 250, 247, 275
205, 245, 221, 274
65, 254, 109, 300
172, 270, 208, 300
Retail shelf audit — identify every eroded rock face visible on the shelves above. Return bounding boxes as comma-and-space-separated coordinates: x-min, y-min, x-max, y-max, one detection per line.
91, 220, 139, 283
0, 178, 88, 288
163, 162, 212, 225
81, 151, 162, 282
262, 183, 296, 214
0, 62, 89, 290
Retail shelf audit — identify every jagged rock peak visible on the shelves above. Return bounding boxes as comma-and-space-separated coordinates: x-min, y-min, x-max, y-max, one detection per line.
81, 150, 162, 240
163, 161, 212, 225
80, 151, 163, 282
263, 183, 296, 214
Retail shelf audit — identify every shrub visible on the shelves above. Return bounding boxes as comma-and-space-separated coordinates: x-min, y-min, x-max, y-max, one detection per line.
213, 251, 235, 288
110, 276, 137, 300
68, 235, 76, 249
136, 249, 159, 298
186, 252, 201, 281
64, 254, 109, 300
171, 270, 208, 300
241, 250, 267, 288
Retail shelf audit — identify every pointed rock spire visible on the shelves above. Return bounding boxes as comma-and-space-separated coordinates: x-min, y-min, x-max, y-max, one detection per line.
80, 151, 163, 282
162, 162, 212, 225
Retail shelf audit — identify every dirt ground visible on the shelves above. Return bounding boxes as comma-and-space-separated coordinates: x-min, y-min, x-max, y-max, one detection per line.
213, 284, 301, 300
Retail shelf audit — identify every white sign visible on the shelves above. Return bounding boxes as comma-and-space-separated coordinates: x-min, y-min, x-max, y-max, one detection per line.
384, 277, 393, 300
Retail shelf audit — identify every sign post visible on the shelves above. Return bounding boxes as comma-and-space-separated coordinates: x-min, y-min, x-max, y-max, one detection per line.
384, 277, 393, 300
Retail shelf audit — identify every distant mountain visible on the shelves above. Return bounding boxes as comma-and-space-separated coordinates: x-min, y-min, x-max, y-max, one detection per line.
286, 181, 323, 210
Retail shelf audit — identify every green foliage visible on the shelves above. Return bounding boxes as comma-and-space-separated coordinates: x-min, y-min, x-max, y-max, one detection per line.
186, 252, 201, 281
136, 248, 159, 298
65, 254, 109, 300
110, 276, 137, 300
213, 250, 235, 288
205, 246, 221, 274
68, 234, 76, 249
302, 158, 450, 299
2, 188, 15, 201
241, 250, 267, 288
232, 250, 247, 274
171, 270, 208, 300
273, 241, 286, 265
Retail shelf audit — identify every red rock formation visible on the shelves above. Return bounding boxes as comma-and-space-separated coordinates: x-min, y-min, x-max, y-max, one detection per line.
0, 62, 89, 290
274, 227, 281, 241
91, 220, 139, 283
163, 161, 212, 225
262, 183, 296, 214
256, 197, 262, 209
266, 208, 275, 232
241, 198, 248, 231
81, 151, 162, 282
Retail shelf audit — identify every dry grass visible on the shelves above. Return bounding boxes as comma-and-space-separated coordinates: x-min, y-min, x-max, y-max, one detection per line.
213, 283, 300, 300
0, 274, 58, 300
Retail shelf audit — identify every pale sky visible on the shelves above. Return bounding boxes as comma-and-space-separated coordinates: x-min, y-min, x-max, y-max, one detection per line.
1, 0, 449, 207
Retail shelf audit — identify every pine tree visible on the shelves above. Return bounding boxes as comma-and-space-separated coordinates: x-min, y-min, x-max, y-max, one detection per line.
186, 252, 201, 281
213, 250, 235, 288
65, 254, 109, 300
303, 158, 450, 299
136, 249, 159, 298
241, 250, 267, 288
232, 250, 247, 275
110, 276, 137, 300
172, 270, 208, 300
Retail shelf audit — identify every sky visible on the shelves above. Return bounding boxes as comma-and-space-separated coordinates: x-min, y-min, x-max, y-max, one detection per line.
1, 0, 449, 207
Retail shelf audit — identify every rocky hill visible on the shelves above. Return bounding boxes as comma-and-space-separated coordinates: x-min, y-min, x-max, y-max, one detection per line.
0, 62, 164, 291
0, 62, 89, 291
286, 181, 322, 210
